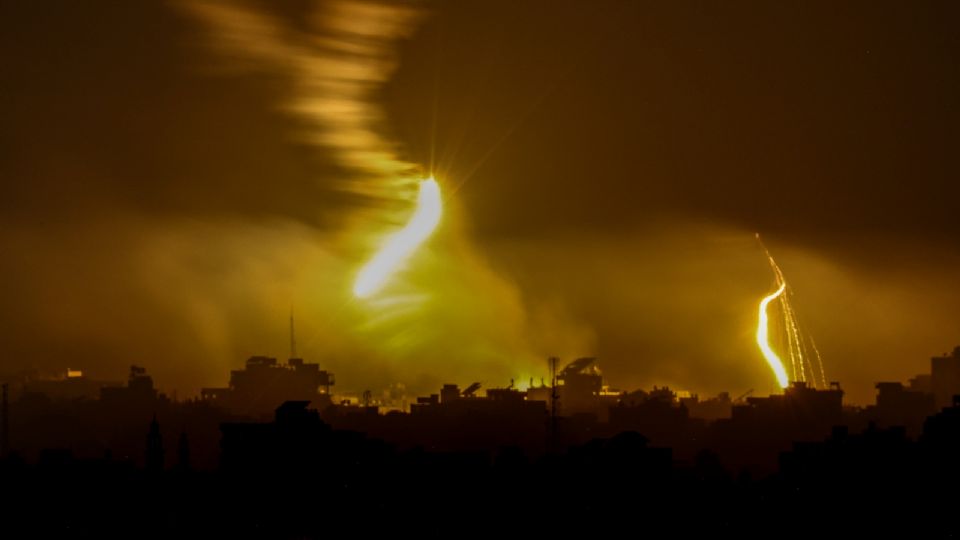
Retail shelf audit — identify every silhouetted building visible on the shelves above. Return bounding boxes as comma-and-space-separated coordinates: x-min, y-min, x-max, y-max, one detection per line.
415, 394, 439, 406
611, 386, 692, 443
553, 357, 621, 420
909, 373, 932, 393
734, 381, 843, 427
220, 401, 333, 473
931, 346, 960, 408
410, 385, 545, 419
680, 392, 733, 421
870, 381, 935, 436
402, 383, 548, 453
22, 370, 121, 402
440, 383, 461, 403
557, 357, 602, 415
704, 381, 846, 473
201, 356, 334, 418
921, 395, 960, 460
100, 365, 167, 409
525, 381, 551, 404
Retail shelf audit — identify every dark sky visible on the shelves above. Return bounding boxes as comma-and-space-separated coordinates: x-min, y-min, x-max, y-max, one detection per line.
1, 0, 958, 403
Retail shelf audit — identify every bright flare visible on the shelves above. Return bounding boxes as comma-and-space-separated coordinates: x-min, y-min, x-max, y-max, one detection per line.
757, 283, 790, 389
354, 178, 442, 298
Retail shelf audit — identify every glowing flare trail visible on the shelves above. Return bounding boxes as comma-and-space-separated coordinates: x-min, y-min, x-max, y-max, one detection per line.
354, 178, 442, 298
757, 283, 790, 389
754, 233, 828, 389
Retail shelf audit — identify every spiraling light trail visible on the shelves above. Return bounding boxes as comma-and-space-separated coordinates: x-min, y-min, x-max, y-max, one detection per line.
757, 283, 790, 389
354, 178, 442, 298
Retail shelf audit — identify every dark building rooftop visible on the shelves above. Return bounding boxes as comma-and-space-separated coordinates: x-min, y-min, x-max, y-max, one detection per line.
201, 356, 334, 419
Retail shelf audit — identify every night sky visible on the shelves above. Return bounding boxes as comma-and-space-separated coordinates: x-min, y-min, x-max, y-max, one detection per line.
2, 0, 958, 403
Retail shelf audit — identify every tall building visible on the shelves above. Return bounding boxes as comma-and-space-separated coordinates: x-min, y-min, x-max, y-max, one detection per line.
201, 356, 334, 418
931, 347, 960, 409
733, 381, 844, 428
872, 381, 935, 435
100, 365, 168, 410
555, 357, 621, 419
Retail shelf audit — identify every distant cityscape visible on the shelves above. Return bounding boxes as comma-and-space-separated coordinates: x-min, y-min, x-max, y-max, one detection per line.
2, 346, 960, 534
3, 346, 960, 465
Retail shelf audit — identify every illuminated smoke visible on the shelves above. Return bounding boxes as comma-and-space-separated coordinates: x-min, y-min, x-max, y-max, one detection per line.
180, 1, 566, 390
354, 178, 441, 298
183, 2, 447, 296
182, 0, 422, 195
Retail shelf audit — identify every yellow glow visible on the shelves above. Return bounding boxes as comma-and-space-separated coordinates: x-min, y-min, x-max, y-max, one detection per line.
514, 375, 538, 391
756, 283, 789, 389
354, 178, 442, 298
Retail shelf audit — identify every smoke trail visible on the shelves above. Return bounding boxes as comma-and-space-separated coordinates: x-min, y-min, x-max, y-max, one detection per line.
183, 0, 424, 202
184, 1, 443, 294
809, 335, 828, 389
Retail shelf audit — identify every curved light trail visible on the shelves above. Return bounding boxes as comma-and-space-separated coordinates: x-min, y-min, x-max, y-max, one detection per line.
756, 282, 790, 389
354, 178, 442, 298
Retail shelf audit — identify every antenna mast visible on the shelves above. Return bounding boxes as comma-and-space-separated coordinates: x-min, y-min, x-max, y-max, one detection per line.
549, 356, 559, 454
289, 307, 297, 359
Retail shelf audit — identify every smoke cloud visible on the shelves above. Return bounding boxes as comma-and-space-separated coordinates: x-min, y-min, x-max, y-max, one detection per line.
173, 0, 591, 392
2, 0, 958, 404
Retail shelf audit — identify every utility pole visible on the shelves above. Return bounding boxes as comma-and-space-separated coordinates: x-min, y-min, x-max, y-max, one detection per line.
2, 383, 9, 458
549, 357, 559, 454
